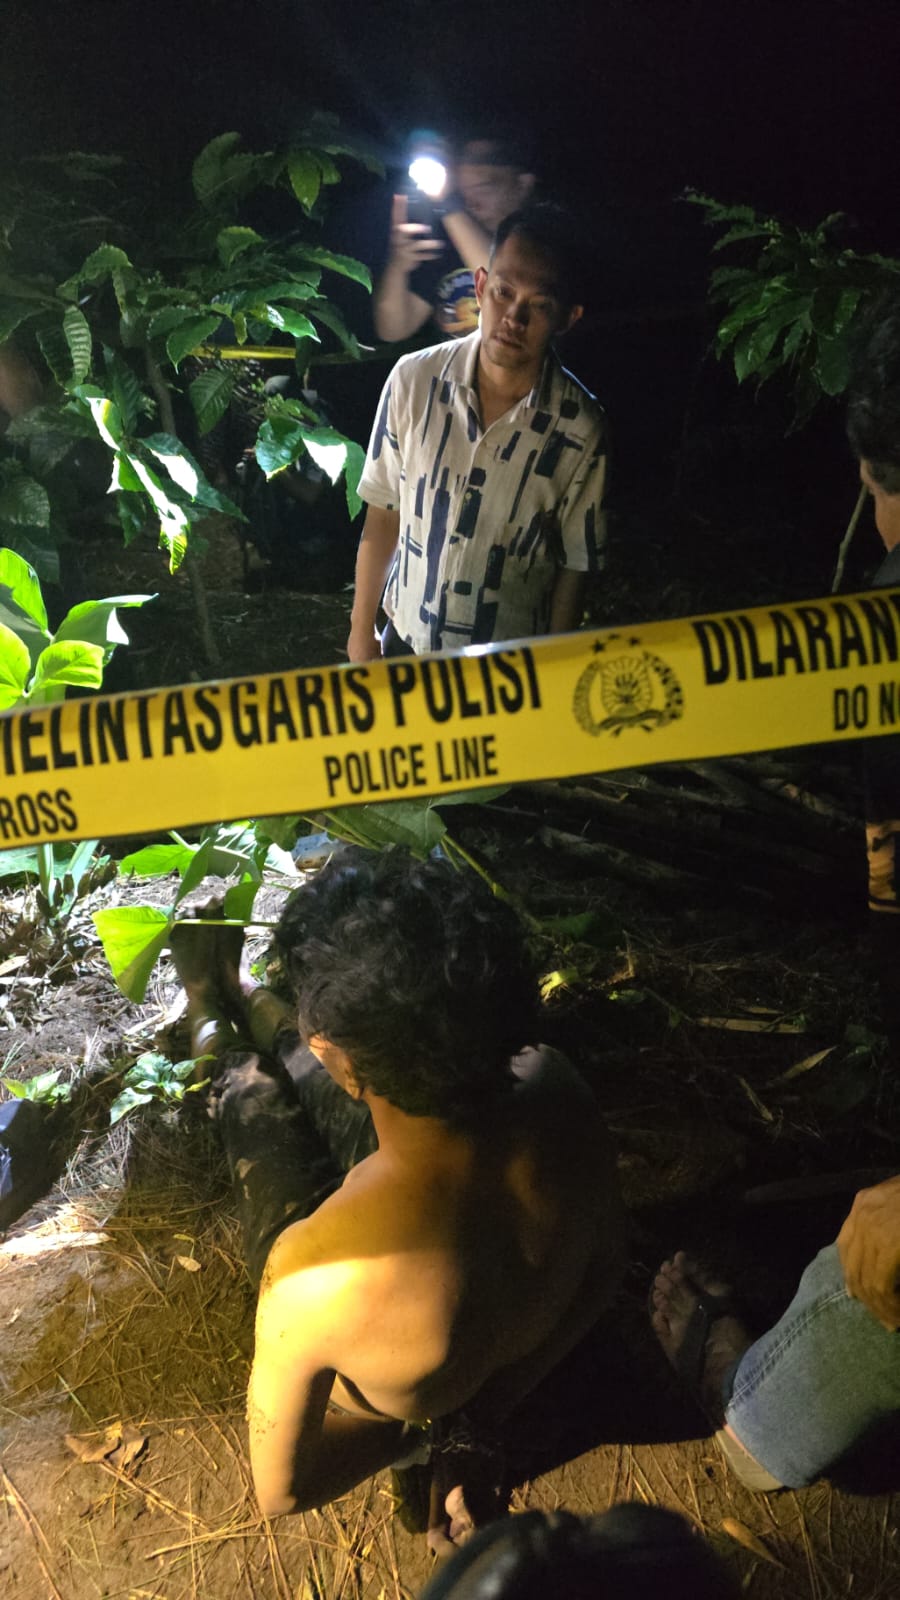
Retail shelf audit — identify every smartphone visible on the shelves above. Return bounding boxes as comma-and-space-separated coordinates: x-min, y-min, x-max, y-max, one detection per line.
406, 189, 436, 229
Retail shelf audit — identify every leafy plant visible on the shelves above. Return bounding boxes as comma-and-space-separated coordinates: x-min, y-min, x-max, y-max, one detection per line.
92, 819, 293, 1001
689, 193, 900, 585
688, 193, 900, 418
1, 122, 379, 658
108, 1051, 210, 1124
1, 1067, 72, 1106
0, 546, 152, 922
0, 126, 374, 588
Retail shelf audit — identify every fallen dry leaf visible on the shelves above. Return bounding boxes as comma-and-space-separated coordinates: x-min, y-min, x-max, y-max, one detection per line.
175, 1254, 201, 1272
696, 1015, 806, 1034
770, 1045, 836, 1085
65, 1425, 123, 1464
65, 1422, 148, 1471
720, 1517, 786, 1569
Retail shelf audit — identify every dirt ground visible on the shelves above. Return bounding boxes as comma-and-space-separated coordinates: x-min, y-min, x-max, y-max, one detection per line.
2, 521, 900, 1599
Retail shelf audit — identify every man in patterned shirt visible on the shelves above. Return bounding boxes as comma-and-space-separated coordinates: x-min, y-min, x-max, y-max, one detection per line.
348, 204, 608, 660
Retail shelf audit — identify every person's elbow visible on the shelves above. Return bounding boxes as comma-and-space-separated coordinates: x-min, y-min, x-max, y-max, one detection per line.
255, 1471, 321, 1518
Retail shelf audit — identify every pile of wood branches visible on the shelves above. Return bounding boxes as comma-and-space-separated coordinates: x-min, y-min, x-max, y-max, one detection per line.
479, 753, 865, 914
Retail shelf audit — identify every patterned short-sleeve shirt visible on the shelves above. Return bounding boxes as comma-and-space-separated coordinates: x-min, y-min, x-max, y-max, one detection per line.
358, 331, 608, 652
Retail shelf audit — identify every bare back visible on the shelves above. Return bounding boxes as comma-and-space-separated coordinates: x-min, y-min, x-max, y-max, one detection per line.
257, 1047, 623, 1424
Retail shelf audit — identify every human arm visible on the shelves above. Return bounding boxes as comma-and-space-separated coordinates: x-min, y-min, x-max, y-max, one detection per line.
549, 567, 587, 634
248, 1244, 408, 1515
439, 203, 491, 274
836, 1174, 900, 1331
347, 505, 401, 660
372, 194, 444, 342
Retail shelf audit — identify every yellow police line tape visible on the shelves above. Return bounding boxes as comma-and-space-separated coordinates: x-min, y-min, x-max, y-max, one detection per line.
2, 586, 900, 850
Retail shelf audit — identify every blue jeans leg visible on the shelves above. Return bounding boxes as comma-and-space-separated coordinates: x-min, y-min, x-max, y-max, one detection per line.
722, 1243, 900, 1488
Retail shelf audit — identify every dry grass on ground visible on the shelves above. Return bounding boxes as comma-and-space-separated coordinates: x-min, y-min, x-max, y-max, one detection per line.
1, 818, 899, 1599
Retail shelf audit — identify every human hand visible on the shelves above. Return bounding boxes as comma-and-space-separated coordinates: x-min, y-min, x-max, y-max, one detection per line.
346, 622, 382, 663
387, 193, 444, 273
836, 1174, 900, 1331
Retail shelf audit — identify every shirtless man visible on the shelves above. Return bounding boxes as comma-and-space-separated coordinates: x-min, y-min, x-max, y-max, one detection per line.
171, 849, 624, 1544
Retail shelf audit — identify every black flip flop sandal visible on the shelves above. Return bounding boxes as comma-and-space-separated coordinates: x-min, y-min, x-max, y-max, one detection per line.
649, 1266, 742, 1416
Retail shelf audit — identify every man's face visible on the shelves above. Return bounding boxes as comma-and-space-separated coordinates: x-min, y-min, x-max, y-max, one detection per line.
457, 142, 534, 230
860, 459, 900, 551
474, 234, 582, 380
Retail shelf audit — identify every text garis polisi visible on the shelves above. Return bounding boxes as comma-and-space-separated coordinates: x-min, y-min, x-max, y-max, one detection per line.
0, 648, 542, 780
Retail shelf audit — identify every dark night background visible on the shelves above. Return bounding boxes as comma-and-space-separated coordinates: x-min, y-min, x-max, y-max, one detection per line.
4, 0, 900, 600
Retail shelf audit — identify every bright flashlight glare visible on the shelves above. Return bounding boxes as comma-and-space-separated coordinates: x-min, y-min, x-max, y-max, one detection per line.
408, 156, 447, 198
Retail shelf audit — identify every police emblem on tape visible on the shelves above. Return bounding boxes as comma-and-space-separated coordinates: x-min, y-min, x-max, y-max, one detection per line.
573, 640, 684, 737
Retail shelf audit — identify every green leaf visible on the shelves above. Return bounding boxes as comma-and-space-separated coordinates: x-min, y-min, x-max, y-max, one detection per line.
0, 530, 60, 587
37, 320, 76, 388
287, 150, 322, 211
0, 299, 38, 342
782, 316, 810, 363
109, 1085, 154, 1124
57, 243, 132, 299
122, 451, 191, 556
0, 622, 31, 709
103, 348, 145, 433
307, 296, 362, 357
160, 521, 189, 572
216, 226, 264, 265
254, 413, 305, 476
117, 491, 148, 546
140, 434, 242, 517
289, 245, 372, 291
166, 314, 223, 369
173, 837, 212, 905
342, 440, 367, 521
119, 842, 197, 878
226, 278, 321, 312
28, 639, 105, 699
223, 877, 259, 922
92, 904, 172, 1001
63, 305, 92, 384
0, 845, 40, 879
263, 305, 319, 340
189, 368, 234, 435
815, 330, 852, 396
53, 593, 154, 656
0, 469, 51, 528
0, 547, 49, 630
110, 451, 144, 493
301, 430, 346, 484
193, 132, 242, 193
320, 800, 447, 858
82, 392, 124, 449
146, 305, 204, 342
6, 402, 97, 446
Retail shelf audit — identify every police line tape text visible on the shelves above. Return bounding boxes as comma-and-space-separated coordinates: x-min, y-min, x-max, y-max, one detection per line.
323, 735, 499, 798
0, 650, 540, 779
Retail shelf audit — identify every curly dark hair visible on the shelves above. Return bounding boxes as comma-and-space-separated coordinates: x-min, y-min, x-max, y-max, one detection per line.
275, 848, 540, 1121
846, 292, 900, 494
491, 202, 589, 309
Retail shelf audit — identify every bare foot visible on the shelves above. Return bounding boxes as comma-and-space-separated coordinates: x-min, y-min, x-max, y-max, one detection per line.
650, 1250, 753, 1422
426, 1444, 504, 1559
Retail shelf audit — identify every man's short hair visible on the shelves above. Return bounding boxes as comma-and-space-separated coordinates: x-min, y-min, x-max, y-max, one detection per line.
847, 292, 900, 494
458, 130, 537, 173
275, 847, 539, 1121
491, 203, 588, 309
